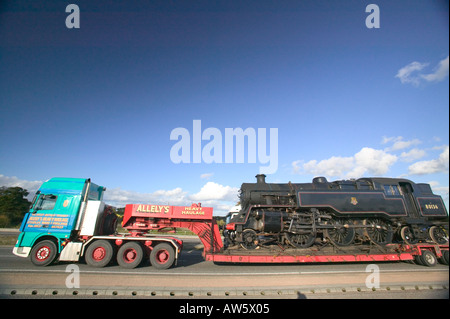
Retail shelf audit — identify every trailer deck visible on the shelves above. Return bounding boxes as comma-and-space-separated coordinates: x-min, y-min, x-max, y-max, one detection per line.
205, 242, 449, 266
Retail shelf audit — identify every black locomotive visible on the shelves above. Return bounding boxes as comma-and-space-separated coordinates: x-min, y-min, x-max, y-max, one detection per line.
225, 174, 449, 249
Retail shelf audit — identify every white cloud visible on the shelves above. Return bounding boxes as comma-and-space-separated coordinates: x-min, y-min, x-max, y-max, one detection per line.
395, 61, 428, 86
200, 173, 214, 179
432, 136, 442, 142
294, 138, 448, 180
408, 146, 449, 175
292, 160, 303, 174
302, 156, 354, 177
396, 56, 449, 86
382, 136, 421, 151
421, 56, 449, 83
382, 137, 426, 162
158, 182, 239, 215
296, 147, 398, 179
353, 147, 398, 176
428, 181, 449, 204
400, 148, 427, 162
189, 182, 238, 202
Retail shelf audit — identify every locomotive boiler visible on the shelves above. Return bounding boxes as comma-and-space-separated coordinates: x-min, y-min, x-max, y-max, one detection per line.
225, 174, 449, 249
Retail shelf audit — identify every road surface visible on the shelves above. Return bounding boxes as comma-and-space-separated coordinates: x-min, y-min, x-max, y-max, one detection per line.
0, 238, 448, 299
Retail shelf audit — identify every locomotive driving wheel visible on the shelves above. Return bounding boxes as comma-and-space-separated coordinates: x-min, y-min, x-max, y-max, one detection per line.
324, 219, 355, 246
285, 231, 316, 248
240, 229, 259, 249
400, 226, 418, 245
429, 226, 448, 245
363, 218, 393, 245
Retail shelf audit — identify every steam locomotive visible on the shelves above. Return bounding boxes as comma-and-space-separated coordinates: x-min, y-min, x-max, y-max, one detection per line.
225, 175, 449, 249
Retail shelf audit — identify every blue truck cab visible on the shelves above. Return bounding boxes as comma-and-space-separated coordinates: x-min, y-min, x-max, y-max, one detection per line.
13, 177, 108, 265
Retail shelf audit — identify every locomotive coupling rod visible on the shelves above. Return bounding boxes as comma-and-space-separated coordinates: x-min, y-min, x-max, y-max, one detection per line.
344, 225, 382, 229
288, 219, 294, 232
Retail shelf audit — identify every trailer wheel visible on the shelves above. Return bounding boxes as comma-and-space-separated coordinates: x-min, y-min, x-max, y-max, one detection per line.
85, 240, 114, 268
150, 243, 175, 269
414, 255, 423, 266
419, 250, 437, 267
30, 240, 58, 266
117, 242, 144, 269
439, 250, 449, 265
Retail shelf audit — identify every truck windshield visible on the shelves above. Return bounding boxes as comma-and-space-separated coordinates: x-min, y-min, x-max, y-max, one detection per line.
29, 191, 40, 210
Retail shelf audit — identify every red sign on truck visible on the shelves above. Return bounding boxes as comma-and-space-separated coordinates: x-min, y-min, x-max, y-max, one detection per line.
122, 203, 213, 227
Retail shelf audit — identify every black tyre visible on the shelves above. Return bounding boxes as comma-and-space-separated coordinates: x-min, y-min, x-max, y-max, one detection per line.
30, 240, 58, 266
85, 240, 114, 268
150, 243, 175, 270
439, 250, 449, 265
117, 242, 144, 269
414, 255, 424, 266
419, 250, 437, 267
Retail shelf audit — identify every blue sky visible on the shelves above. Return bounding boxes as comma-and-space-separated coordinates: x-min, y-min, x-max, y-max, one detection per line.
1, 0, 448, 215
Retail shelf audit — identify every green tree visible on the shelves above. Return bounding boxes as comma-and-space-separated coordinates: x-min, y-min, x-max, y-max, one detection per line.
0, 187, 31, 227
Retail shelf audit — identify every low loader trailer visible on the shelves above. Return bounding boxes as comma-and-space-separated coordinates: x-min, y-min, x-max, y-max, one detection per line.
13, 178, 449, 269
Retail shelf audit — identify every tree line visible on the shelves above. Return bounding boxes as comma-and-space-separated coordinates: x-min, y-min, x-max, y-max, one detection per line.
0, 186, 31, 228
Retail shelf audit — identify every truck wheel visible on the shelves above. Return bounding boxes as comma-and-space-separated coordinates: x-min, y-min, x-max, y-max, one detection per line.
414, 255, 424, 266
30, 240, 58, 266
85, 240, 114, 267
419, 250, 437, 267
439, 250, 449, 265
150, 243, 175, 269
117, 242, 144, 269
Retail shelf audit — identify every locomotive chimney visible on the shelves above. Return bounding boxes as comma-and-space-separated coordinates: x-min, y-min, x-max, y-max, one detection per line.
256, 174, 266, 184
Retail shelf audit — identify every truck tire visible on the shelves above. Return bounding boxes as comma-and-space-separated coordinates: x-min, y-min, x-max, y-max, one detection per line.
85, 240, 114, 268
150, 243, 175, 270
30, 240, 58, 266
419, 250, 437, 267
117, 241, 144, 269
439, 250, 449, 265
